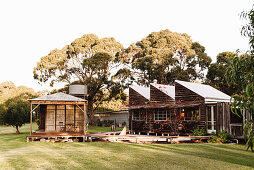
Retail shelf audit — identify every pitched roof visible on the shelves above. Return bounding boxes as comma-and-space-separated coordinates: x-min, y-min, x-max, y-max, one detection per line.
29, 92, 86, 102
130, 85, 150, 100
175, 80, 231, 102
151, 83, 175, 99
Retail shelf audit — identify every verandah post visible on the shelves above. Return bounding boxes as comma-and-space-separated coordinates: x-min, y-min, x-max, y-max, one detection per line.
30, 103, 32, 136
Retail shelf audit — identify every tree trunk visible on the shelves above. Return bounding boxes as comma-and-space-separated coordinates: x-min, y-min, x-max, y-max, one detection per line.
16, 126, 20, 134
88, 100, 95, 126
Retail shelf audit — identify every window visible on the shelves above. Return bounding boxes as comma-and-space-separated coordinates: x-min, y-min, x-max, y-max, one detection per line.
133, 110, 141, 120
184, 107, 200, 121
155, 109, 169, 121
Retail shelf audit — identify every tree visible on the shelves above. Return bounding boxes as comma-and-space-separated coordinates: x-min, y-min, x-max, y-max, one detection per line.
2, 97, 30, 134
206, 52, 240, 95
226, 6, 254, 152
33, 34, 128, 125
121, 29, 211, 85
0, 82, 36, 103
226, 55, 254, 151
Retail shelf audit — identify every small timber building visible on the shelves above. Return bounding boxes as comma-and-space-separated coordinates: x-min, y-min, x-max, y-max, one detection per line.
129, 80, 251, 138
27, 93, 87, 142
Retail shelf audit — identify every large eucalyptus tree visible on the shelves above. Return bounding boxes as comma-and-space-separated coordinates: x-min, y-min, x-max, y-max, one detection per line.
121, 29, 211, 85
34, 34, 127, 125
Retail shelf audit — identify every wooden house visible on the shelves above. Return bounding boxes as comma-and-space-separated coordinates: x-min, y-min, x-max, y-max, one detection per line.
28, 93, 88, 140
129, 80, 250, 138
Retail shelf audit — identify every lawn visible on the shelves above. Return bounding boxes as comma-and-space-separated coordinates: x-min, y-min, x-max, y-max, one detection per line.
0, 124, 254, 169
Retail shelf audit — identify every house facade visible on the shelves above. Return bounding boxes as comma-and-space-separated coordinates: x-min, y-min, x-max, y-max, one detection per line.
129, 80, 249, 137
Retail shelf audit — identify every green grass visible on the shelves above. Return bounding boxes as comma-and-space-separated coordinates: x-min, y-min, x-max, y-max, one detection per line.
0, 124, 254, 169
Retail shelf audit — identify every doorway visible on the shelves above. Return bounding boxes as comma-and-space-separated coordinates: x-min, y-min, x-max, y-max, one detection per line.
207, 105, 216, 133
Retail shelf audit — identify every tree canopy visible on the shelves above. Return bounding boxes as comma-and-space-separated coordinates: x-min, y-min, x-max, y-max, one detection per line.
206, 52, 240, 95
122, 29, 211, 85
33, 34, 128, 125
0, 82, 36, 103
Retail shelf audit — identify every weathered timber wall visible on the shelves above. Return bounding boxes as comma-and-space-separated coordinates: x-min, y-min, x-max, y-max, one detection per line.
45, 104, 84, 133
175, 82, 204, 102
129, 87, 149, 106
150, 84, 174, 103
174, 82, 206, 130
216, 103, 230, 133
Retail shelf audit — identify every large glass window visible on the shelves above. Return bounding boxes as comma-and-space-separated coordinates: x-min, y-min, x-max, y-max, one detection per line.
181, 107, 200, 121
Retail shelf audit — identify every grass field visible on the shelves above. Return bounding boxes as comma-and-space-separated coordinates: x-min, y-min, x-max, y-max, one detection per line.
0, 124, 254, 169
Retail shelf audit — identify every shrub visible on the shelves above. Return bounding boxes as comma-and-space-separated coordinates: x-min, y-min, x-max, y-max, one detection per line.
208, 130, 232, 143
192, 128, 207, 136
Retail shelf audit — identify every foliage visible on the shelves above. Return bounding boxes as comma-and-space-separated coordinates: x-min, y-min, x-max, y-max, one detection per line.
208, 131, 232, 143
192, 128, 207, 136
243, 119, 254, 152
226, 55, 254, 114
206, 52, 240, 95
121, 29, 211, 85
33, 34, 129, 125
0, 81, 37, 103
1, 97, 30, 133
0, 103, 6, 125
96, 119, 114, 127
95, 92, 128, 113
223, 5, 254, 152
226, 55, 254, 151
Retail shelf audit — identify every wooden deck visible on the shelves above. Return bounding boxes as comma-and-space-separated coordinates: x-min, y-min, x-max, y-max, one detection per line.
27, 132, 87, 142
87, 132, 211, 144
27, 131, 211, 143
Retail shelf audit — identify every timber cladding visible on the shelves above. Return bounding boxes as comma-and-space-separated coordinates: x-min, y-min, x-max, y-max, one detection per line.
129, 87, 149, 106
45, 104, 84, 133
150, 84, 174, 103
175, 82, 204, 102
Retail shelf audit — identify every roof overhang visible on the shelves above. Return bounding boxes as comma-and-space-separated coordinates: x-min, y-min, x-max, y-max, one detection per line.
205, 98, 230, 103
129, 102, 201, 110
29, 100, 87, 105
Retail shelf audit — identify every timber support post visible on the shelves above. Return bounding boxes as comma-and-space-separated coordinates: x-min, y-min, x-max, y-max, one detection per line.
30, 103, 32, 136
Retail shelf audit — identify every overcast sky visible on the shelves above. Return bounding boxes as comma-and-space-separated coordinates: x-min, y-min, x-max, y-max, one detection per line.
0, 0, 252, 92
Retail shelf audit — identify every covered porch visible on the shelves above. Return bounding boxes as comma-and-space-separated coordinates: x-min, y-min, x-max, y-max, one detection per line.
129, 102, 205, 135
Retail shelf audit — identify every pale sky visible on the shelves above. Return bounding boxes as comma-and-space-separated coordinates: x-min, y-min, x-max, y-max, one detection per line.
0, 0, 252, 92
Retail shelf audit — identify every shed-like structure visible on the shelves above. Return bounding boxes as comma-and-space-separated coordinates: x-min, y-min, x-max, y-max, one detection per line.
28, 93, 88, 137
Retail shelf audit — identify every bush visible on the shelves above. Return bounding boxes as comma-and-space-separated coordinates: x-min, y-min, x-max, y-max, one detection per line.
208, 130, 232, 143
192, 128, 207, 136
96, 119, 102, 126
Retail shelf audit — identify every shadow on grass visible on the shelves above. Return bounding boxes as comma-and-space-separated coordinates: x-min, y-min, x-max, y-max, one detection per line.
133, 144, 254, 168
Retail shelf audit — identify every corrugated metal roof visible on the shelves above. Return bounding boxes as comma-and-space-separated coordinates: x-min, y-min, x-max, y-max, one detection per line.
151, 83, 175, 99
175, 80, 231, 102
29, 92, 86, 102
130, 85, 150, 100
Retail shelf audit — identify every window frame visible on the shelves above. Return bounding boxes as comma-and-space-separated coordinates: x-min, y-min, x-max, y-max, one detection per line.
132, 110, 142, 121
154, 108, 169, 121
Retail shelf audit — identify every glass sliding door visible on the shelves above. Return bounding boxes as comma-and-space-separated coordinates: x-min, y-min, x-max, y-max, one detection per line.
207, 105, 216, 133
